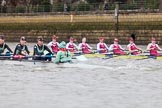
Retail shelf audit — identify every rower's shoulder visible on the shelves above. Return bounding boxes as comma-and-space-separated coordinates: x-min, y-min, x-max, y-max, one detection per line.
15, 43, 21, 47
127, 43, 131, 47
3, 43, 8, 46
147, 43, 152, 46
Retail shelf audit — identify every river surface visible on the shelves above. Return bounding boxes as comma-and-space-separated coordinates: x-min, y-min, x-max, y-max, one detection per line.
0, 43, 162, 108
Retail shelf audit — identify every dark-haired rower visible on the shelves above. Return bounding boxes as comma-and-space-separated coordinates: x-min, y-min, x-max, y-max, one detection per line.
0, 35, 13, 57
33, 36, 53, 61
14, 36, 30, 59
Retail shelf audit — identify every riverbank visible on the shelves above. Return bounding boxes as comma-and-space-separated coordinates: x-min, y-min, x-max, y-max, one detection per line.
0, 13, 162, 44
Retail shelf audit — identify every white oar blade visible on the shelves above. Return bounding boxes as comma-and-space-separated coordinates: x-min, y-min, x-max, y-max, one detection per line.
75, 55, 88, 61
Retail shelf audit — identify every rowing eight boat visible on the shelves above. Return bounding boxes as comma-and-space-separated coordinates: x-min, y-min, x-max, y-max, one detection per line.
76, 53, 162, 60
1, 53, 162, 62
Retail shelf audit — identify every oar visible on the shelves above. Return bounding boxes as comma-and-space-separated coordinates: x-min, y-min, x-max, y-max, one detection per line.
0, 56, 13, 60
0, 55, 12, 58
95, 49, 109, 53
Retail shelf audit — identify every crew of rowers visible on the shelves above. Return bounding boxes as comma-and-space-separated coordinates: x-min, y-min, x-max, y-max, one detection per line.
0, 34, 162, 63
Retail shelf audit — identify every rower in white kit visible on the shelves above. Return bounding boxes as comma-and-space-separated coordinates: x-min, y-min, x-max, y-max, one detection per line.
66, 37, 78, 53
127, 37, 142, 55
109, 38, 126, 55
47, 35, 59, 54
96, 37, 109, 53
78, 37, 94, 54
147, 37, 162, 56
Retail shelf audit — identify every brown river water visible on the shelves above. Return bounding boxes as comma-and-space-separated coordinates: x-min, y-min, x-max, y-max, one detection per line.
0, 43, 162, 108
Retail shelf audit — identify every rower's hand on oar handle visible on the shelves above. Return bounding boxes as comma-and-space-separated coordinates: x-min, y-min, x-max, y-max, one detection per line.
21, 51, 28, 56
150, 48, 155, 50
138, 49, 143, 53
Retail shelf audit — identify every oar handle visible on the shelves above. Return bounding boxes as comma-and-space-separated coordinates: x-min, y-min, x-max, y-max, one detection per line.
12, 54, 55, 59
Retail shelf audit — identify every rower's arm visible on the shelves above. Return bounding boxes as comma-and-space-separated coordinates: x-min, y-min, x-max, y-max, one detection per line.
108, 44, 113, 51
5, 44, 13, 53
25, 45, 30, 55
146, 43, 151, 51
137, 47, 142, 51
127, 44, 132, 52
96, 43, 100, 50
87, 43, 92, 49
44, 45, 53, 54
119, 45, 124, 51
156, 44, 162, 51
74, 43, 79, 50
14, 45, 21, 55
104, 43, 109, 50
47, 42, 52, 47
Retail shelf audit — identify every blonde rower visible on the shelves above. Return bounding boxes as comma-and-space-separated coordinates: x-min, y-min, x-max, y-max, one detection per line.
78, 37, 93, 54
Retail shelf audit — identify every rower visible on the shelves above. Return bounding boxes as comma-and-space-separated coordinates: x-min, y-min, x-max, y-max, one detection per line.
66, 37, 78, 52
0, 35, 13, 56
33, 36, 53, 61
127, 37, 142, 55
54, 41, 72, 64
14, 36, 30, 58
96, 37, 109, 53
47, 35, 59, 54
109, 38, 126, 55
78, 37, 93, 54
147, 37, 162, 56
